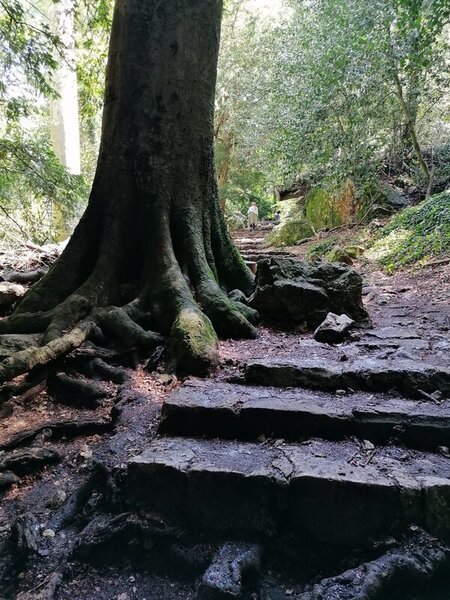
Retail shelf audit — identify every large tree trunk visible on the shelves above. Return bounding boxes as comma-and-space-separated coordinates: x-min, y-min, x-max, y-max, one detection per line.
0, 0, 256, 379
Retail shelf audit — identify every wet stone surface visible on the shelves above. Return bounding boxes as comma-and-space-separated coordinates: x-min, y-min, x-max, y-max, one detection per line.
160, 380, 450, 449
126, 436, 450, 545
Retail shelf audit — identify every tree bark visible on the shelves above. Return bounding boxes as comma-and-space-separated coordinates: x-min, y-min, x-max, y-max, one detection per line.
0, 0, 255, 381
393, 71, 431, 184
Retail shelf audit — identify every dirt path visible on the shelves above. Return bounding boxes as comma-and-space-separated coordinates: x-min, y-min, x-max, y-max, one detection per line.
0, 231, 449, 599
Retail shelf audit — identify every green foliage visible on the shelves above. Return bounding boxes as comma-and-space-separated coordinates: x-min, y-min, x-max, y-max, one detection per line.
0, 0, 59, 118
0, 0, 105, 245
215, 0, 278, 217
75, 0, 113, 181
76, 0, 112, 121
218, 0, 450, 212
306, 237, 338, 260
222, 166, 273, 220
267, 200, 314, 246
368, 192, 450, 269
0, 130, 88, 243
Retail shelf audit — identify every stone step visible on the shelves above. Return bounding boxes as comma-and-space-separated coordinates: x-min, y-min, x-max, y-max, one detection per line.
125, 436, 450, 546
159, 381, 450, 449
243, 358, 450, 399
241, 252, 294, 262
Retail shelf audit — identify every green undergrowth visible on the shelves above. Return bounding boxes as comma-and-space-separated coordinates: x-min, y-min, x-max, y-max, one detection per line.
267, 219, 315, 247
306, 237, 337, 259
367, 192, 450, 271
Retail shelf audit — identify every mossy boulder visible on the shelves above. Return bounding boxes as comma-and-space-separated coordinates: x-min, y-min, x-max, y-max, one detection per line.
305, 188, 340, 230
267, 220, 314, 247
304, 181, 359, 231
325, 246, 354, 265
344, 245, 365, 259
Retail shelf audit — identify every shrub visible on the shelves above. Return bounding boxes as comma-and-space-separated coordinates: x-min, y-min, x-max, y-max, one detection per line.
367, 192, 450, 270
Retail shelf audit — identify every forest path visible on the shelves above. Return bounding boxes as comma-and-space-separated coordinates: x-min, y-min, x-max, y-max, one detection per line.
1, 233, 450, 599
123, 233, 450, 597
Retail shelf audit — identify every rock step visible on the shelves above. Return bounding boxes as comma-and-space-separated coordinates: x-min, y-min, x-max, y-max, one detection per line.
159, 382, 450, 449
241, 252, 294, 262
243, 358, 450, 399
126, 436, 450, 546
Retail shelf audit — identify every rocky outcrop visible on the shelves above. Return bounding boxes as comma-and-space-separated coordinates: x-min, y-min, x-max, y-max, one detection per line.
248, 258, 368, 327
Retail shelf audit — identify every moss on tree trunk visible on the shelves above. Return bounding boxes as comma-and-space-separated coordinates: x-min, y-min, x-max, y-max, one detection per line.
0, 0, 256, 381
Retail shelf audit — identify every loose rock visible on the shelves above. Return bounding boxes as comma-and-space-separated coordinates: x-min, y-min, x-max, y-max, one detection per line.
197, 542, 261, 599
0, 281, 26, 310
314, 312, 354, 344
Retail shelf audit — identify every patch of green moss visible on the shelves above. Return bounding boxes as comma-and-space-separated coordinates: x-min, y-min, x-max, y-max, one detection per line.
306, 237, 337, 259
325, 245, 353, 264
169, 308, 219, 375
367, 192, 450, 270
305, 188, 343, 230
267, 219, 315, 247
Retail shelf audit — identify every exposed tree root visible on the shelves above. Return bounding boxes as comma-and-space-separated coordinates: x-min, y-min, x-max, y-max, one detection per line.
1, 268, 48, 285
73, 511, 212, 578
0, 402, 14, 419
0, 320, 96, 384
0, 416, 113, 451
69, 341, 138, 368
47, 372, 110, 408
75, 357, 129, 384
16, 571, 64, 600
0, 376, 47, 406
0, 447, 61, 476
169, 308, 220, 375
11, 512, 40, 560
95, 306, 164, 349
48, 469, 106, 532
300, 531, 450, 600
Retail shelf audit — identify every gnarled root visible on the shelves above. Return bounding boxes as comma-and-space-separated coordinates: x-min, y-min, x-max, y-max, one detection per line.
0, 320, 95, 384
300, 531, 450, 600
0, 208, 256, 383
47, 372, 110, 409
95, 306, 164, 349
